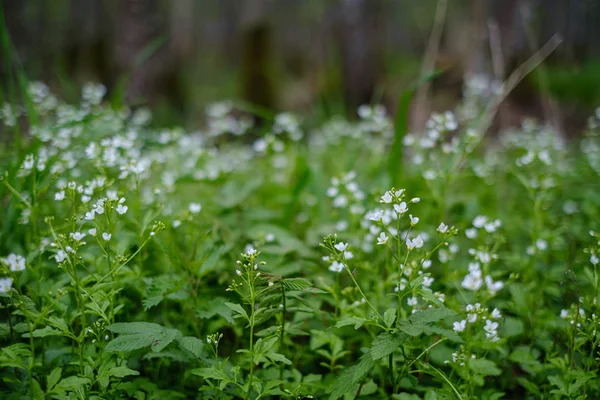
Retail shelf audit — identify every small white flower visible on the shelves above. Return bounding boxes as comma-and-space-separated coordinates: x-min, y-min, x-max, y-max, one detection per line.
453, 320, 466, 332
491, 308, 502, 319
343, 251, 353, 259
102, 233, 112, 241
377, 232, 389, 245
380, 191, 393, 204
535, 239, 547, 251
189, 203, 202, 214
394, 189, 405, 197
55, 250, 67, 263
172, 220, 181, 228
422, 276, 434, 288
407, 296, 418, 306
334, 242, 348, 252
590, 254, 599, 265
467, 313, 478, 323
1, 254, 26, 272
422, 260, 432, 269
265, 233, 275, 242
484, 319, 499, 334
406, 235, 424, 250
70, 232, 86, 241
410, 197, 420, 203
268, 281, 274, 287
0, 277, 13, 293
85, 210, 95, 220
150, 232, 155, 237
369, 210, 383, 222
465, 228, 478, 239
560, 309, 569, 319
437, 222, 448, 233
236, 270, 242, 276
333, 195, 348, 208
409, 214, 419, 226
329, 261, 344, 273
116, 204, 128, 215
88, 228, 97, 236
55, 191, 65, 201
473, 215, 487, 228
394, 202, 408, 214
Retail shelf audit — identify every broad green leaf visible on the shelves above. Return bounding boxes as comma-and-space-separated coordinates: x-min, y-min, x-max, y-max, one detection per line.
108, 322, 163, 334
383, 308, 397, 328
469, 359, 501, 377
192, 367, 231, 382
328, 352, 375, 400
370, 332, 404, 360
47, 367, 62, 391
224, 302, 249, 321
335, 316, 366, 329
22, 326, 62, 338
408, 307, 456, 324
177, 336, 206, 359
105, 333, 155, 352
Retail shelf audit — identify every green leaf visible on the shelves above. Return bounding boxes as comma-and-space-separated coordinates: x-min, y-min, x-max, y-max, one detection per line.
224, 302, 249, 321
335, 316, 366, 330
192, 367, 231, 382
177, 336, 206, 359
196, 297, 235, 323
370, 332, 404, 360
22, 326, 62, 338
47, 367, 62, 391
108, 365, 140, 379
53, 376, 90, 393
383, 308, 397, 328
108, 322, 163, 334
328, 352, 375, 400
105, 332, 155, 352
469, 359, 501, 377
105, 322, 182, 353
151, 328, 180, 352
409, 307, 456, 324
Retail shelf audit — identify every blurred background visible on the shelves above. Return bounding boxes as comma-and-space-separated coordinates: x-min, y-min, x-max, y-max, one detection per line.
2, 0, 600, 133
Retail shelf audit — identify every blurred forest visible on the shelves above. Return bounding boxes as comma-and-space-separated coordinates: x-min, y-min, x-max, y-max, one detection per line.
2, 0, 600, 133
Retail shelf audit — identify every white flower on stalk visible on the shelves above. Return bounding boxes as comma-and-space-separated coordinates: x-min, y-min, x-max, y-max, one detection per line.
377, 232, 389, 245
491, 308, 502, 319
485, 276, 504, 295
88, 228, 97, 236
380, 191, 393, 204
369, 210, 383, 222
116, 204, 128, 215
437, 222, 448, 233
55, 250, 67, 263
453, 320, 466, 332
329, 261, 344, 273
394, 202, 408, 214
407, 297, 418, 306
1, 254, 26, 272
465, 228, 477, 239
472, 215, 487, 228
102, 233, 112, 241
405, 235, 424, 250
70, 232, 86, 242
55, 191, 65, 201
189, 203, 202, 214
334, 242, 348, 252
0, 277, 13, 293
591, 254, 599, 265
409, 214, 419, 226
410, 197, 420, 203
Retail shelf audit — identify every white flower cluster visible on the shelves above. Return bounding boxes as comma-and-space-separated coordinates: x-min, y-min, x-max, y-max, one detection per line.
206, 101, 253, 137
273, 112, 303, 141
461, 262, 503, 295
0, 253, 27, 293
453, 303, 502, 343
560, 305, 587, 328
323, 242, 353, 273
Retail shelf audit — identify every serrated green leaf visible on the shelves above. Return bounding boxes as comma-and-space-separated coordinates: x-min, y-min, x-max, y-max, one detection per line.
196, 297, 235, 323
328, 352, 375, 399
192, 367, 231, 382
408, 307, 456, 324
335, 316, 366, 329
108, 322, 163, 334
22, 326, 62, 338
177, 336, 206, 359
54, 376, 90, 393
108, 365, 140, 379
105, 333, 155, 352
469, 359, 501, 377
224, 302, 249, 321
370, 332, 404, 360
384, 308, 397, 328
151, 328, 181, 352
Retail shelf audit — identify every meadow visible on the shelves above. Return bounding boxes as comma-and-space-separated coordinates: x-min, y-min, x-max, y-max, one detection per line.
0, 77, 599, 399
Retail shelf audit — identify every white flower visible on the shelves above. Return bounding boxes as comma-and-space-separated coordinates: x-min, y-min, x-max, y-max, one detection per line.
590, 254, 599, 265
437, 222, 448, 233
55, 250, 67, 263
81, 195, 91, 204
453, 320, 466, 332
467, 313, 478, 323
491, 308, 502, 319
344, 251, 354, 259
1, 254, 26, 272
172, 220, 181, 228
333, 195, 348, 208
394, 189, 405, 197
406, 235, 424, 250
485, 275, 504, 295
422, 276, 434, 288
327, 187, 338, 197
407, 296, 418, 306
560, 309, 569, 319
85, 210, 95, 220
116, 204, 128, 215
70, 232, 86, 241
88, 228, 97, 236
484, 319, 499, 334
189, 203, 202, 214
102, 233, 112, 241
329, 261, 344, 273
465, 228, 477, 239
394, 202, 408, 214
535, 239, 547, 251
55, 191, 65, 201
265, 233, 275, 242
380, 191, 393, 204
422, 260, 432, 269
410, 197, 420, 203
369, 210, 383, 222
377, 232, 389, 245
334, 242, 348, 252
473, 215, 487, 228
409, 214, 419, 226
0, 277, 13, 293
